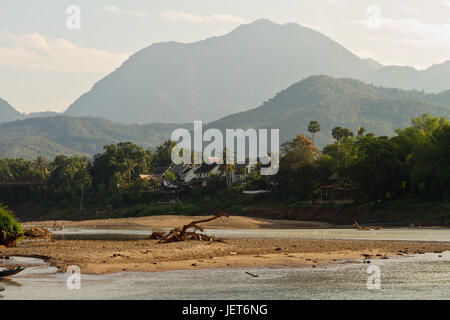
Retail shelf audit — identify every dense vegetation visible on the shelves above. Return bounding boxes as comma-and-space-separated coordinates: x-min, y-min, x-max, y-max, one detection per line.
0, 114, 449, 223
207, 76, 450, 148
277, 114, 450, 202
3, 76, 450, 160
0, 204, 23, 246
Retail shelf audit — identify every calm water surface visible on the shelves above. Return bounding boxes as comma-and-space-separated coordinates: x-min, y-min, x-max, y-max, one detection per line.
3, 228, 449, 299
49, 227, 450, 242
1, 252, 449, 300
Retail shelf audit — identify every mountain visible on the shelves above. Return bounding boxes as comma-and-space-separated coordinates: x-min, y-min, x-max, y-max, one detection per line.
65, 19, 375, 124
0, 98, 23, 123
25, 111, 61, 119
0, 101, 62, 125
364, 61, 450, 93
426, 90, 450, 105
0, 135, 78, 160
3, 76, 450, 159
206, 76, 450, 147
0, 116, 181, 159
64, 20, 450, 125
363, 58, 384, 71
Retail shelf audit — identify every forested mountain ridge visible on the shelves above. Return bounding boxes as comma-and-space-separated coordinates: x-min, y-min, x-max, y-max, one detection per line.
365, 60, 450, 93
64, 19, 376, 124
0, 116, 181, 159
64, 19, 450, 125
206, 76, 450, 147
2, 76, 450, 159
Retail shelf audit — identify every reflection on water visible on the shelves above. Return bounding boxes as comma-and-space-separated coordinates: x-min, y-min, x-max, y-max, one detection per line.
1, 252, 449, 300
50, 227, 450, 242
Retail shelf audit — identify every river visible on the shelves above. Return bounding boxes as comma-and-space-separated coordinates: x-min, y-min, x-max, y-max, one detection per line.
1, 227, 449, 299
1, 251, 449, 299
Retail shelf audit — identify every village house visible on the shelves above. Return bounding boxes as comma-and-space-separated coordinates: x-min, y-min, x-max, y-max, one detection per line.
168, 164, 194, 183
147, 166, 171, 180
185, 163, 219, 187
194, 163, 220, 178
231, 163, 256, 184
139, 160, 257, 190
319, 174, 354, 202
140, 166, 172, 191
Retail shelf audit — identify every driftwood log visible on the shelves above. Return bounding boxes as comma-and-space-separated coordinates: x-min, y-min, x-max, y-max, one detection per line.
353, 220, 380, 231
150, 212, 229, 243
51, 221, 64, 231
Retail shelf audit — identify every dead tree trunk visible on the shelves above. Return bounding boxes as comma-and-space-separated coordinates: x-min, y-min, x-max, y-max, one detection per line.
156, 212, 229, 243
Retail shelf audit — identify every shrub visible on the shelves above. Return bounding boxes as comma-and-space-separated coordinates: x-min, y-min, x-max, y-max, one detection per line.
0, 205, 23, 246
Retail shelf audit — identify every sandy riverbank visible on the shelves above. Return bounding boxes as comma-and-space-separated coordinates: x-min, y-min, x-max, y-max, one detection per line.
2, 216, 448, 275
22, 215, 335, 230
1, 237, 449, 275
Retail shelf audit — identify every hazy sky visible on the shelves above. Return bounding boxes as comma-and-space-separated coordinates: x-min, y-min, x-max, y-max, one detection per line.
2, 0, 450, 113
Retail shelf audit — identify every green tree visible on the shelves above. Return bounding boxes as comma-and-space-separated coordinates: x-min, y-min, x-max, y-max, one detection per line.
332, 127, 353, 142
48, 155, 92, 210
153, 140, 177, 167
276, 135, 317, 200
0, 204, 23, 246
357, 126, 367, 137
219, 148, 235, 191
91, 142, 152, 191
163, 171, 176, 181
307, 120, 320, 146
347, 136, 406, 201
395, 114, 450, 198
331, 127, 354, 168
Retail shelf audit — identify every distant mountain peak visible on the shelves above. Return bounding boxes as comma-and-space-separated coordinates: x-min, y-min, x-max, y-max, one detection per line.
231, 18, 314, 34
426, 60, 450, 72
248, 18, 277, 25
65, 19, 450, 124
0, 97, 23, 123
65, 18, 375, 124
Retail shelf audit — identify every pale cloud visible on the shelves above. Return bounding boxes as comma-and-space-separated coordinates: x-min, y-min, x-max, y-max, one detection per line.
397, 6, 421, 16
161, 11, 247, 24
353, 17, 450, 47
102, 6, 120, 13
325, 0, 350, 5
101, 6, 149, 17
443, 1, 450, 7
0, 32, 130, 72
381, 18, 450, 47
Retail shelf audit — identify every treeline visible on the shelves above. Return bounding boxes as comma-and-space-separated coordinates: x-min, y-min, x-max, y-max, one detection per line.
0, 140, 177, 206
277, 114, 450, 202
0, 114, 449, 217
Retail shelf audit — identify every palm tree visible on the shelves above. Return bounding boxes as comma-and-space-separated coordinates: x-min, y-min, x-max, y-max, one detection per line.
357, 126, 367, 137
123, 158, 137, 183
154, 140, 177, 167
219, 148, 235, 191
332, 127, 353, 169
332, 127, 353, 142
307, 121, 320, 146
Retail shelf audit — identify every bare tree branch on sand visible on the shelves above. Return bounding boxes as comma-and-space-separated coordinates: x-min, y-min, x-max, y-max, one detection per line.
149, 212, 229, 243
